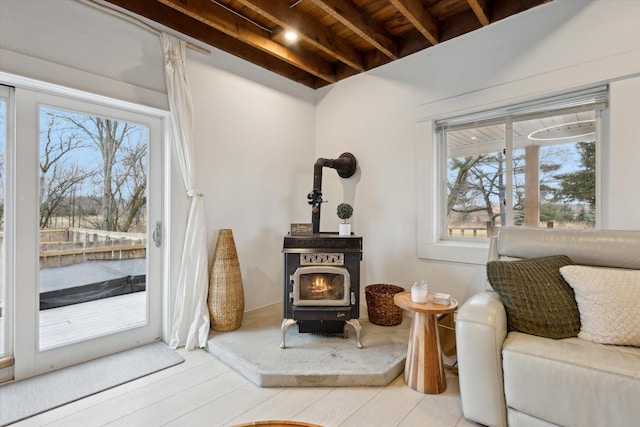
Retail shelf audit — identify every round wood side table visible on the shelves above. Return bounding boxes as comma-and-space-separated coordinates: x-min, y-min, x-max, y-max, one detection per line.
394, 291, 458, 394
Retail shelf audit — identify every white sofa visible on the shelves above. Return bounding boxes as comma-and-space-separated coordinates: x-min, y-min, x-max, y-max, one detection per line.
456, 228, 640, 427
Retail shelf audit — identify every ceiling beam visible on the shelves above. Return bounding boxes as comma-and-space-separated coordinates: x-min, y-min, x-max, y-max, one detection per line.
309, 0, 398, 60
467, 0, 490, 26
389, 0, 439, 45
235, 0, 365, 72
158, 0, 337, 83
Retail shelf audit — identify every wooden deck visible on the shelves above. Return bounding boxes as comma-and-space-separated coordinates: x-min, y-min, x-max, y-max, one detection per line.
0, 287, 146, 355
39, 292, 146, 349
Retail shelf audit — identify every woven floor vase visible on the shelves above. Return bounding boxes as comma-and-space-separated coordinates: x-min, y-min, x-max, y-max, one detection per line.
208, 229, 245, 331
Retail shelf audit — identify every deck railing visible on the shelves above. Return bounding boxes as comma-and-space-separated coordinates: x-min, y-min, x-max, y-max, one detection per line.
37, 228, 147, 268
448, 221, 555, 238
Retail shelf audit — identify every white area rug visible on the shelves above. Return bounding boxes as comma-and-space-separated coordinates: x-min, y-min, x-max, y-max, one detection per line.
207, 303, 411, 387
0, 341, 183, 426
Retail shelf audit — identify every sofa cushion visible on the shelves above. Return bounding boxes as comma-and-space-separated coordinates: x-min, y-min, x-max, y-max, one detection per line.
560, 265, 640, 347
502, 332, 640, 427
487, 255, 580, 339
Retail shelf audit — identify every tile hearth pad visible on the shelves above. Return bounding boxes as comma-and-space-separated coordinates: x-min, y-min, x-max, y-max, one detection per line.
206, 303, 410, 387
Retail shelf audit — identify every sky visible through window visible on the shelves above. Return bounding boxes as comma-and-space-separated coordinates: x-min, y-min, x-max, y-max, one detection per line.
39, 105, 149, 200
38, 105, 149, 232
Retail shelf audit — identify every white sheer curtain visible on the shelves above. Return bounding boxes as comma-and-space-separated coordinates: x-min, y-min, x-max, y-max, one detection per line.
161, 33, 210, 350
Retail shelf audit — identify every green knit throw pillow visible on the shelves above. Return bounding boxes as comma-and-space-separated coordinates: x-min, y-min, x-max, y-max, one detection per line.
487, 255, 580, 339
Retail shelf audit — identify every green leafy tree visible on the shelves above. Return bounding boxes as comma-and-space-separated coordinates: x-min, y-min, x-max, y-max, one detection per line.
553, 141, 596, 208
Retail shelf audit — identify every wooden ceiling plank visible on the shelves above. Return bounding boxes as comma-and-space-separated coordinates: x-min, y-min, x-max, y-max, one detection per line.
490, 0, 549, 22
389, 0, 439, 45
104, 0, 321, 88
309, 0, 399, 60
439, 8, 482, 43
235, 0, 365, 72
158, 0, 337, 83
467, 0, 490, 26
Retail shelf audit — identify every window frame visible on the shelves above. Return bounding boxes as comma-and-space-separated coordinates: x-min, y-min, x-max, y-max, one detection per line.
437, 90, 606, 244
416, 86, 608, 265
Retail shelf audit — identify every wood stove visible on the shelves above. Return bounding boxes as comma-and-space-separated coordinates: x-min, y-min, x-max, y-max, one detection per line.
281, 152, 362, 348
281, 234, 363, 348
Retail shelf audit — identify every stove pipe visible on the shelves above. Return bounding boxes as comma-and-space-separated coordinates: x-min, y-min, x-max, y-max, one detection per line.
307, 152, 357, 233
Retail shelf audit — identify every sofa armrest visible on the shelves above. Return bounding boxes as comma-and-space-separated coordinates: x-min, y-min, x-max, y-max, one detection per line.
456, 292, 508, 427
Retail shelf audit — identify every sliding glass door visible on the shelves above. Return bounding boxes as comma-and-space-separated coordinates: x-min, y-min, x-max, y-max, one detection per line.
6, 82, 165, 380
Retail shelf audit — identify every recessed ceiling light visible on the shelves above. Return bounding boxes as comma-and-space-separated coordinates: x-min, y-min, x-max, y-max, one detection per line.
284, 30, 298, 41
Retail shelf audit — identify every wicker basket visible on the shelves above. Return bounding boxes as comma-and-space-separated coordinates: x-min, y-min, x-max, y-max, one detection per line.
365, 284, 405, 326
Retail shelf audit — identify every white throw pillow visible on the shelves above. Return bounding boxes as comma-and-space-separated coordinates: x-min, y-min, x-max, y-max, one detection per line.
560, 265, 640, 347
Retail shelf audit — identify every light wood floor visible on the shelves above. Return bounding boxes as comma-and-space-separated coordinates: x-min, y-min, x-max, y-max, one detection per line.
11, 346, 480, 427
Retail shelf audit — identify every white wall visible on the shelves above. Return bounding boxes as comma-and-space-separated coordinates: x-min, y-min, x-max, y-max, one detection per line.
315, 0, 640, 303
0, 0, 167, 109
185, 50, 316, 311
608, 77, 640, 228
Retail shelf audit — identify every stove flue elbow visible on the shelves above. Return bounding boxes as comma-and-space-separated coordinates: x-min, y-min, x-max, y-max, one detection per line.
310, 152, 358, 234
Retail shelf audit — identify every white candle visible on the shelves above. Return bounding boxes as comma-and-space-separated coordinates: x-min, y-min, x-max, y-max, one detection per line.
411, 281, 428, 303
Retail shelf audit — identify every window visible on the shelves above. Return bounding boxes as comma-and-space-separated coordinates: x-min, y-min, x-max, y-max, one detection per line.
437, 87, 606, 241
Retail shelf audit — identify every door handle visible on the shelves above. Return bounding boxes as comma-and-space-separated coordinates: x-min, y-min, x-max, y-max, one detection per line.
152, 221, 162, 247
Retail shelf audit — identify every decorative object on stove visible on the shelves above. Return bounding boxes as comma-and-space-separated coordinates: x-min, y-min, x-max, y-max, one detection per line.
307, 153, 357, 233
208, 229, 244, 331
337, 203, 353, 236
365, 284, 405, 326
290, 223, 313, 236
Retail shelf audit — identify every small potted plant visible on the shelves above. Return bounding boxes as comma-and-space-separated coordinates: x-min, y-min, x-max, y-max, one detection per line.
337, 203, 353, 236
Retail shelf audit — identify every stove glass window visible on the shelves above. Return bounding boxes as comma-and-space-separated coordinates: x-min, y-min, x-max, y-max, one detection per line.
299, 273, 345, 301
